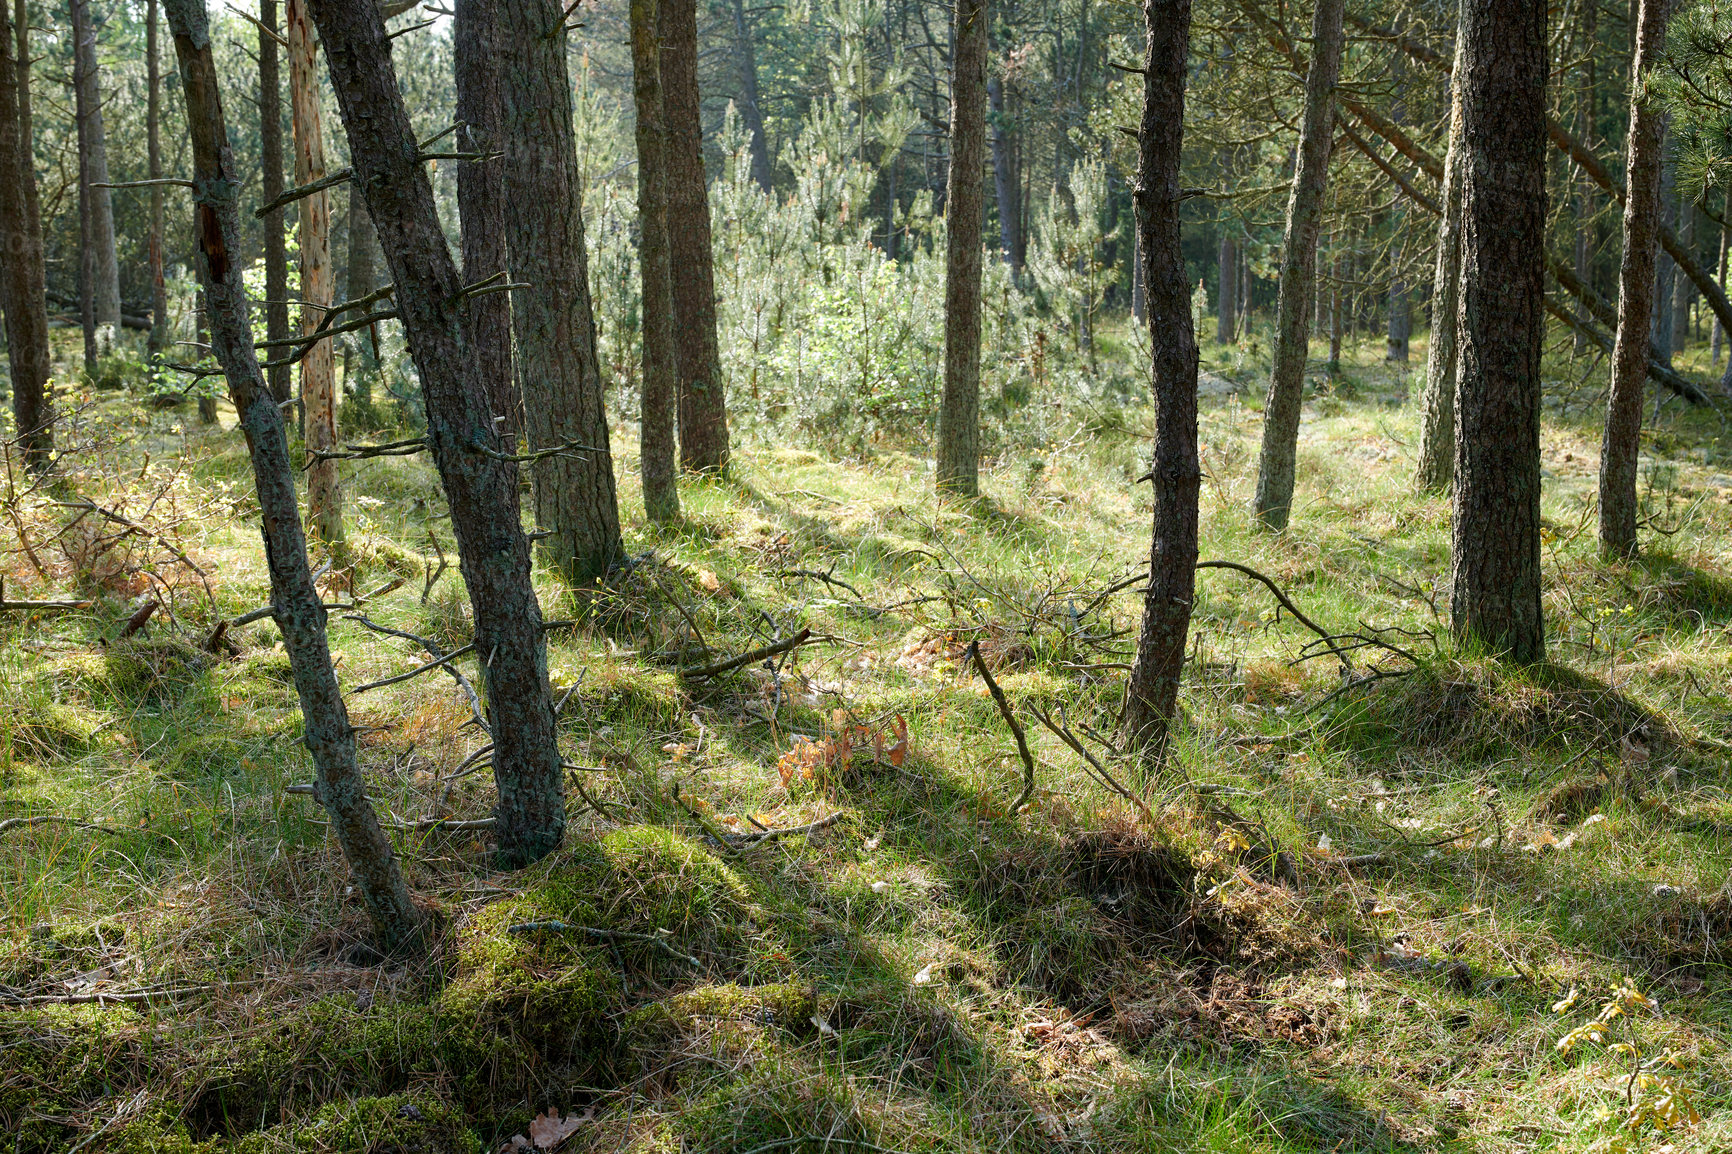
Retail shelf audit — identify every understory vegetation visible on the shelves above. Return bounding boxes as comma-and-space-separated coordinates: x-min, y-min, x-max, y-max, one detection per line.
4, 315, 1731, 1153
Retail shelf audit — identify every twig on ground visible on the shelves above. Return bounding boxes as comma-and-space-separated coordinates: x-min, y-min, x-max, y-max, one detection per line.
53, 498, 208, 576
345, 615, 488, 732
505, 922, 702, 968
779, 568, 862, 598
968, 641, 1037, 813
1196, 560, 1353, 670
0, 985, 208, 1006
681, 628, 811, 680
1025, 701, 1151, 820
0, 816, 124, 837
117, 598, 158, 639
730, 811, 846, 846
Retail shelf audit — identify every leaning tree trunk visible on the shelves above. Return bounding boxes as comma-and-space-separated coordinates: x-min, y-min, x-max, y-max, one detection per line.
496, 0, 624, 586
989, 74, 1024, 271
731, 0, 772, 194
259, 0, 291, 404
0, 0, 51, 469
1252, 0, 1346, 531
937, 0, 988, 498
70, 0, 121, 366
1121, 0, 1199, 762
1600, 0, 1671, 559
454, 0, 514, 437
631, 0, 680, 524
660, 0, 730, 474
1415, 28, 1468, 493
287, 0, 341, 545
159, 0, 425, 952
1451, 0, 1548, 663
146, 0, 168, 357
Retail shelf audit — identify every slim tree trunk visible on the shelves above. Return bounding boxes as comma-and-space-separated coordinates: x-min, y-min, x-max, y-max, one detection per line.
731, 0, 772, 194
0, 0, 50, 469
1416, 28, 1467, 492
146, 0, 167, 356
1252, 0, 1346, 531
1653, 157, 1675, 365
1573, 174, 1591, 355
1450, 0, 1548, 663
660, 0, 730, 474
308, 0, 567, 867
343, 195, 379, 409
631, 0, 680, 524
259, 0, 291, 404
70, 0, 120, 365
160, 0, 425, 952
1121, 0, 1199, 761
287, 0, 341, 544
1714, 187, 1728, 366
1328, 250, 1343, 369
1671, 198, 1693, 353
454, 0, 514, 437
1216, 232, 1236, 343
989, 74, 1023, 270
1600, 0, 1670, 558
1386, 274, 1409, 361
937, 0, 987, 498
496, 0, 624, 586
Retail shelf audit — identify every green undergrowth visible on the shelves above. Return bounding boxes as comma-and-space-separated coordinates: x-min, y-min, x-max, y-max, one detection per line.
4, 324, 1732, 1151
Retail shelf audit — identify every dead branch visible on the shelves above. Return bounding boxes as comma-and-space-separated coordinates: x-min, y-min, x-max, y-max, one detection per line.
0, 576, 92, 612
117, 599, 158, 639
680, 628, 811, 680
504, 922, 702, 969
731, 811, 845, 846
968, 640, 1037, 812
347, 642, 477, 694
1196, 560, 1353, 670
1025, 701, 1152, 820
52, 498, 207, 576
345, 615, 487, 732
0, 816, 123, 836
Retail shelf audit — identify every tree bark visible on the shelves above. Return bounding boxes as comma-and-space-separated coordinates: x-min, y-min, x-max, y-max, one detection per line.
631, 0, 680, 524
259, 0, 291, 404
1416, 32, 1468, 492
1328, 249, 1343, 369
988, 74, 1023, 271
308, 0, 567, 867
937, 0, 987, 498
1450, 0, 1548, 663
1386, 275, 1409, 361
343, 194, 379, 409
1600, 0, 1670, 559
454, 0, 514, 438
0, 0, 50, 469
159, 0, 425, 953
1251, 0, 1345, 531
1714, 187, 1728, 366
69, 0, 121, 366
731, 0, 772, 194
1121, 0, 1199, 762
1671, 197, 1693, 353
1653, 158, 1675, 365
1216, 232, 1236, 343
146, 0, 167, 357
660, 0, 730, 474
496, 0, 624, 586
287, 0, 341, 545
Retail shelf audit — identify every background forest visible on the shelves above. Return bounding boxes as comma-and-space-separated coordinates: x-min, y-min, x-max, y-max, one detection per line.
2, 0, 1732, 1151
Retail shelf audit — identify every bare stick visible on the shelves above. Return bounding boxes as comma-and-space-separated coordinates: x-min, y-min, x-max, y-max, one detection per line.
505, 921, 702, 968
347, 642, 476, 694
732, 811, 845, 846
968, 641, 1036, 812
1025, 701, 1152, 820
1196, 560, 1352, 670
680, 628, 811, 680
52, 499, 207, 575
0, 816, 123, 836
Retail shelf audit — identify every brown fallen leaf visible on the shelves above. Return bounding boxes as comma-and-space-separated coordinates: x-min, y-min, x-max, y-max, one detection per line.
525, 1106, 593, 1151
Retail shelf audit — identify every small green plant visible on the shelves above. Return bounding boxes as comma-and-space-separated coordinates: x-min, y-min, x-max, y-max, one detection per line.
1554, 983, 1701, 1138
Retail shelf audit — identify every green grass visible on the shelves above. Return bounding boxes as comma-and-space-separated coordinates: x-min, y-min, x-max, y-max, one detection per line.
3, 321, 1732, 1152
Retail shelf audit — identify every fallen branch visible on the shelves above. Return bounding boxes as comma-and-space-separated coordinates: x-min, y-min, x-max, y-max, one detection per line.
0, 816, 124, 837
1196, 561, 1353, 671
680, 628, 811, 680
968, 641, 1037, 813
52, 499, 207, 576
504, 922, 702, 969
1025, 701, 1151, 821
731, 811, 846, 847
0, 984, 211, 1007
347, 642, 476, 694
0, 574, 91, 613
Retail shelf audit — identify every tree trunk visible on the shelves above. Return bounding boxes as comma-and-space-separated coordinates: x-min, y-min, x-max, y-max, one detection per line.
630, 0, 680, 524
1216, 232, 1236, 343
159, 0, 425, 952
1328, 250, 1343, 370
343, 195, 379, 409
287, 0, 341, 545
1671, 198, 1693, 353
1714, 187, 1728, 366
70, 0, 121, 366
937, 0, 987, 498
146, 0, 167, 357
454, 0, 514, 438
1600, 0, 1670, 558
1121, 0, 1199, 762
259, 0, 291, 404
988, 74, 1023, 270
0, 0, 50, 469
1252, 0, 1345, 532
1652, 157, 1675, 365
308, 0, 567, 867
496, 0, 624, 586
1573, 175, 1591, 355
1450, 0, 1548, 664
1386, 275, 1409, 361
1416, 29, 1467, 492
660, 0, 730, 474
731, 0, 772, 194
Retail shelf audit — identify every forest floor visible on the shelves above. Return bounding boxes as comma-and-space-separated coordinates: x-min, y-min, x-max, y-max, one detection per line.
3, 326, 1732, 1153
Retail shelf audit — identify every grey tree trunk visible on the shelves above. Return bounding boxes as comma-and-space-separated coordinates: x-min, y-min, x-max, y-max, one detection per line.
259, 0, 291, 404
1415, 27, 1468, 493
989, 75, 1024, 270
631, 0, 680, 524
1653, 157, 1675, 365
1386, 274, 1410, 361
70, 0, 121, 366
496, 0, 624, 586
1329, 250, 1343, 370
146, 0, 167, 357
1121, 0, 1199, 763
937, 0, 987, 498
1600, 0, 1670, 558
1252, 0, 1346, 531
1216, 232, 1236, 343
1714, 188, 1728, 366
661, 0, 730, 474
308, 0, 567, 867
343, 195, 379, 410
731, 0, 772, 194
455, 0, 514, 437
0, 0, 51, 469
1671, 199, 1693, 353
1573, 175, 1591, 355
1450, 0, 1548, 664
160, 0, 426, 952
